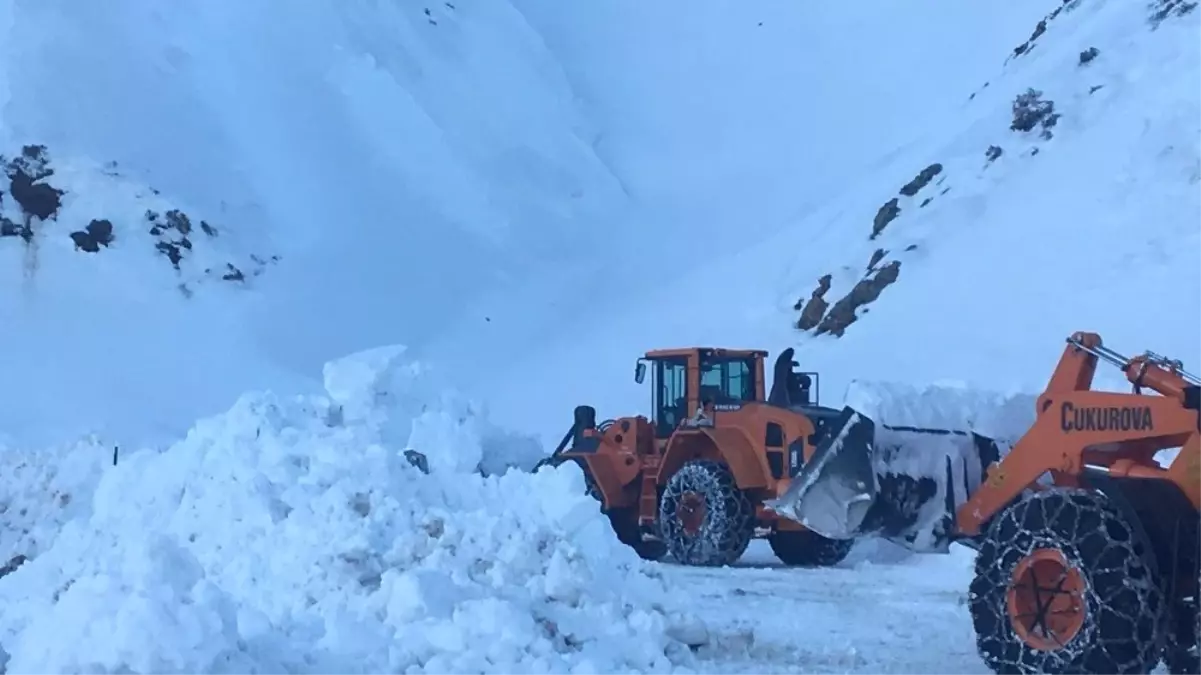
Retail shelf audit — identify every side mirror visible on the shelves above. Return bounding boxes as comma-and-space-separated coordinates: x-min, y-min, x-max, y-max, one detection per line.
634, 360, 647, 384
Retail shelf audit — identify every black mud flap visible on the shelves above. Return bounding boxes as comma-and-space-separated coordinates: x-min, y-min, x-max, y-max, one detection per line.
765, 407, 877, 540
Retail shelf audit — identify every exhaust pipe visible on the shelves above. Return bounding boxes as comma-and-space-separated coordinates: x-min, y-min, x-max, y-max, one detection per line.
572, 405, 597, 447
534, 405, 601, 473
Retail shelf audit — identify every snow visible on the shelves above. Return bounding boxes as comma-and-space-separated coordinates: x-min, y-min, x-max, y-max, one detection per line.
0, 347, 695, 673
0, 436, 111, 564
430, 2, 1197, 670
0, 0, 1197, 672
767, 382, 1037, 551
319, 345, 544, 475
510, 1, 1055, 246
843, 380, 1038, 442
432, 0, 1201, 452
0, 149, 305, 448
675, 540, 991, 674
0, 0, 630, 448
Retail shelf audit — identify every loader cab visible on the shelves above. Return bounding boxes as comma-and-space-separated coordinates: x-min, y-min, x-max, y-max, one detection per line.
636, 348, 768, 438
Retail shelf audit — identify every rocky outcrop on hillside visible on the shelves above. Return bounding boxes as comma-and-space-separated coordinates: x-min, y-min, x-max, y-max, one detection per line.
0, 144, 277, 295
791, 0, 1185, 339
1149, 0, 1197, 28
1006, 0, 1083, 63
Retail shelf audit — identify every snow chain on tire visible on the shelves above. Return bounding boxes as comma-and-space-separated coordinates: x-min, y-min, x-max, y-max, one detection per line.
969, 488, 1166, 674
659, 459, 754, 567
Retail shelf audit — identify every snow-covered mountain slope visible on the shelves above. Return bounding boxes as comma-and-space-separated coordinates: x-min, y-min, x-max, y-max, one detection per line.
0, 0, 1061, 451
0, 0, 628, 446
781, 0, 1201, 392
436, 0, 1201, 447
0, 146, 310, 446
511, 0, 1055, 244
0, 0, 1197, 673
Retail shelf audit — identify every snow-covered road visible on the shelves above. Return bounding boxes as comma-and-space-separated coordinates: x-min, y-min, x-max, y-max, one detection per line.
671, 541, 991, 674
670, 537, 1179, 674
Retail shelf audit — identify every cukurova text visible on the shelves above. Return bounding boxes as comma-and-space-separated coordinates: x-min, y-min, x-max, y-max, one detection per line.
1060, 402, 1154, 433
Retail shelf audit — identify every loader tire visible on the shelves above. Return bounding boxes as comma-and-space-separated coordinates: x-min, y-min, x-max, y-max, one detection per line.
768, 529, 854, 567
659, 460, 754, 567
969, 488, 1166, 675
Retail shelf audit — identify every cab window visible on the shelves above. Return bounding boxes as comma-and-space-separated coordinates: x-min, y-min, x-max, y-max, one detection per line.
654, 358, 688, 437
700, 358, 755, 405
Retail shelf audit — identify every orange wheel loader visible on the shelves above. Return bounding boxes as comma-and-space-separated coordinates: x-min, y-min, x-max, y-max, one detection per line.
768, 332, 1201, 675
535, 347, 995, 568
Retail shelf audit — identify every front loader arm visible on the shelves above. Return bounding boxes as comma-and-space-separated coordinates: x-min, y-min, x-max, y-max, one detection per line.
956, 332, 1201, 535
956, 391, 1194, 534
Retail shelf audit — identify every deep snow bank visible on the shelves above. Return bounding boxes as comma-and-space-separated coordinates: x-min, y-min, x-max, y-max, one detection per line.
0, 346, 694, 674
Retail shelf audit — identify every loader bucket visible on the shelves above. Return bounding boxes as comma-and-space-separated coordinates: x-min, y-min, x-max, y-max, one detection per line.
767, 380, 1035, 553
765, 407, 877, 540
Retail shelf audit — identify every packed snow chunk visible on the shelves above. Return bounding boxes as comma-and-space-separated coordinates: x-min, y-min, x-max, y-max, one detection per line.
0, 350, 696, 674
322, 344, 543, 475
843, 379, 1037, 441
321, 345, 410, 417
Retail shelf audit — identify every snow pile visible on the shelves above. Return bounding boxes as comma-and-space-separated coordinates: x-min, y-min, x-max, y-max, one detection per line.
0, 436, 112, 565
0, 346, 694, 674
320, 345, 544, 475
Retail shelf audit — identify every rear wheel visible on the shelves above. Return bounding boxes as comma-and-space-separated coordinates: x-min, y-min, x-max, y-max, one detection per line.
969, 488, 1166, 674
769, 529, 855, 567
659, 460, 754, 566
